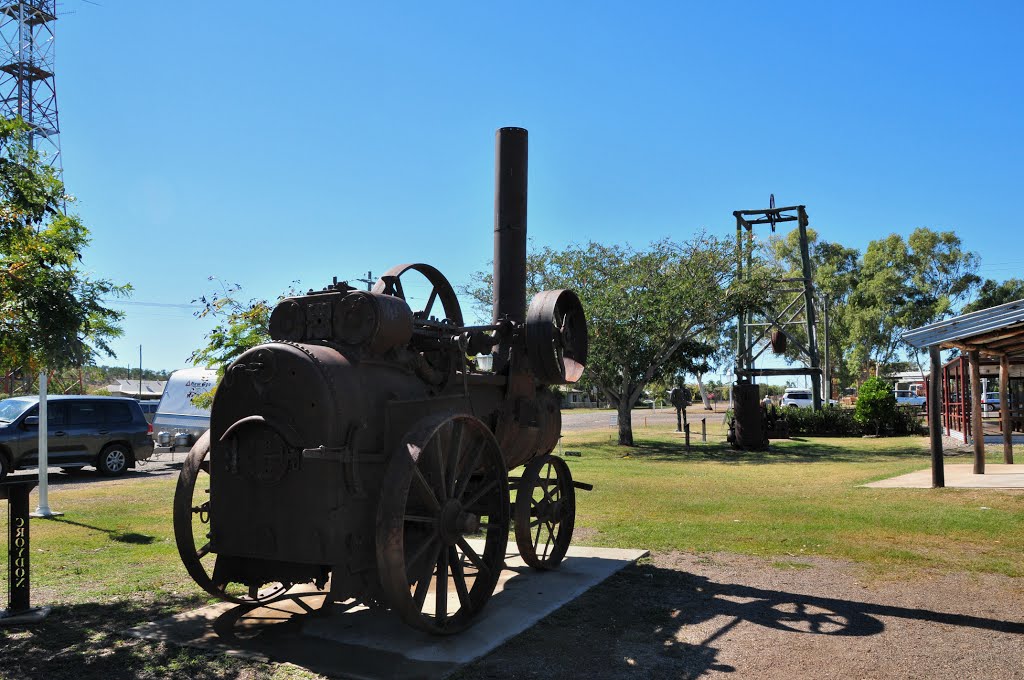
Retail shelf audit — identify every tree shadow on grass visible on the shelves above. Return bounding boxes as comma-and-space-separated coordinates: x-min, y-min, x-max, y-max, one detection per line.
624, 438, 926, 465
0, 594, 268, 679
457, 560, 1024, 679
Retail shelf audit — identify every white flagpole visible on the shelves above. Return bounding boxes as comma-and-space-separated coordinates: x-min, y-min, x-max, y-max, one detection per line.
31, 371, 60, 518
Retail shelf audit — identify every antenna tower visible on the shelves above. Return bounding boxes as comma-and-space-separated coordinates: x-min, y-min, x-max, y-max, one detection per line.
0, 0, 61, 176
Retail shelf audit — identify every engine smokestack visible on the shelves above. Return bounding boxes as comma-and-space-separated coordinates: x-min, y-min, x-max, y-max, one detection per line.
492, 127, 528, 329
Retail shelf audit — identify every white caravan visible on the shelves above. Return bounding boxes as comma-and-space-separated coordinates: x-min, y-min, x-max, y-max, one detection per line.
152, 367, 216, 456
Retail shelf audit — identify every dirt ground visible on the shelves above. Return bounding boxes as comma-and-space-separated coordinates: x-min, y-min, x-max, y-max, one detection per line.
3, 550, 1022, 679
453, 552, 1024, 680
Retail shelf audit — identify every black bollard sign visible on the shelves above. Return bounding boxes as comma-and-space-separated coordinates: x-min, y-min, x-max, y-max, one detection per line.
1, 476, 48, 624
9, 489, 29, 610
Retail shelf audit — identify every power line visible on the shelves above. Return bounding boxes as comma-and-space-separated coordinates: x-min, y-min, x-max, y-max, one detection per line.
104, 300, 202, 309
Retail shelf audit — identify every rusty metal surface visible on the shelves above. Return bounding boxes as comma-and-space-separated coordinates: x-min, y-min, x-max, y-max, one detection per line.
732, 382, 767, 450
514, 454, 575, 570
526, 289, 588, 384
173, 127, 589, 635
376, 413, 509, 634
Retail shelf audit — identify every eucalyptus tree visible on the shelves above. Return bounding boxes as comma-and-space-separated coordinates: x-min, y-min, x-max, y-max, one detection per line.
846, 228, 980, 377
962, 278, 1024, 314
769, 226, 980, 385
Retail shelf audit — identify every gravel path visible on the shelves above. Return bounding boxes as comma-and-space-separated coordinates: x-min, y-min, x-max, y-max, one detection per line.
455, 552, 1024, 679
5, 456, 182, 492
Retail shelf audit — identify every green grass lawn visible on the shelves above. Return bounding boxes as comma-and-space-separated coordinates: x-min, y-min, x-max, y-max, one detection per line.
1, 425, 1021, 678
4, 423, 1021, 611
563, 424, 1024, 578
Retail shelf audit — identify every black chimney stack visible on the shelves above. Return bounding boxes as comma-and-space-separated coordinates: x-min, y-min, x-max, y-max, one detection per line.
492, 127, 528, 371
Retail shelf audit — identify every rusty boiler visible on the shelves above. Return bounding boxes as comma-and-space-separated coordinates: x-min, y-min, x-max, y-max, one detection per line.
173, 127, 589, 634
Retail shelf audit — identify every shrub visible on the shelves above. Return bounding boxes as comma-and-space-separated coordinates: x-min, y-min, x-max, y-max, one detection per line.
782, 405, 860, 436
892, 405, 927, 436
854, 377, 898, 435
777, 402, 923, 437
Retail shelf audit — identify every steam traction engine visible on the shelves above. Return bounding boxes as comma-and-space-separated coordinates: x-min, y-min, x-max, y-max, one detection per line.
172, 128, 589, 634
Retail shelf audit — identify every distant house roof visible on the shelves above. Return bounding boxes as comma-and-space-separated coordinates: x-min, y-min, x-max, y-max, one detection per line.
887, 370, 926, 381
104, 379, 165, 399
902, 299, 1024, 357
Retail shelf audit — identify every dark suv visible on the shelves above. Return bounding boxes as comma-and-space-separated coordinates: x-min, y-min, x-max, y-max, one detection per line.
0, 395, 155, 479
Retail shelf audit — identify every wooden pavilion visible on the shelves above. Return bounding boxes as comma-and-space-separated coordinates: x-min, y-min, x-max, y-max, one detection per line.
903, 299, 1024, 488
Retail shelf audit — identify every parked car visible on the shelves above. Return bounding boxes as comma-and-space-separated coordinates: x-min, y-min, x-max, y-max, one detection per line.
982, 392, 1001, 412
894, 390, 926, 408
780, 389, 839, 408
0, 395, 155, 479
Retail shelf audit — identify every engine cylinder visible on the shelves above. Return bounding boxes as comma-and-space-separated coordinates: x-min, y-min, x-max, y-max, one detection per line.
269, 290, 413, 354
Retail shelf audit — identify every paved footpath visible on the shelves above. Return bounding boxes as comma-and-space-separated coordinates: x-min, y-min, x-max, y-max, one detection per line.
561, 406, 726, 432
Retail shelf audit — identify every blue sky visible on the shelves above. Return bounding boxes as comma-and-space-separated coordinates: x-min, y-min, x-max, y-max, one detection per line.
53, 1, 1023, 371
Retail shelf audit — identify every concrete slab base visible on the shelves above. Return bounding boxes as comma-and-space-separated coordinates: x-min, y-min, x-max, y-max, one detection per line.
127, 543, 648, 679
864, 463, 1024, 489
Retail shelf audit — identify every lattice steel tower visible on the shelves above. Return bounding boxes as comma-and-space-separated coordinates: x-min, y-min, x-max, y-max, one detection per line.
0, 1, 61, 175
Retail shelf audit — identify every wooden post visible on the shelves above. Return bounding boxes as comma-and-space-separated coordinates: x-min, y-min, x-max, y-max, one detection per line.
969, 349, 985, 474
701, 417, 707, 442
943, 361, 949, 437
1000, 353, 1013, 464
928, 345, 945, 488
962, 355, 970, 445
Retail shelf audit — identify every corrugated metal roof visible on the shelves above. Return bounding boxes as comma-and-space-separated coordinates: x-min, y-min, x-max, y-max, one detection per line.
902, 299, 1024, 350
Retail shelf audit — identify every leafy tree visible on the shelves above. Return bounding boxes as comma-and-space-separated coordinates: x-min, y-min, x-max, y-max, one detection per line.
853, 376, 897, 435
846, 228, 980, 378
0, 119, 128, 375
962, 278, 1024, 314
187, 279, 297, 407
467, 234, 771, 445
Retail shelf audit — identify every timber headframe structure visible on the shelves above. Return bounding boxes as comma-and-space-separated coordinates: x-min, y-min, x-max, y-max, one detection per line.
731, 201, 824, 448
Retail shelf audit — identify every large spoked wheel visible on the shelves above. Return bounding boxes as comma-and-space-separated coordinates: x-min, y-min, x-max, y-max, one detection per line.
376, 413, 510, 634
373, 262, 464, 391
173, 430, 288, 606
514, 454, 576, 570
372, 262, 464, 325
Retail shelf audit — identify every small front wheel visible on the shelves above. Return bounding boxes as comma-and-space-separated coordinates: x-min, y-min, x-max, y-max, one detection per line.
514, 454, 575, 570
